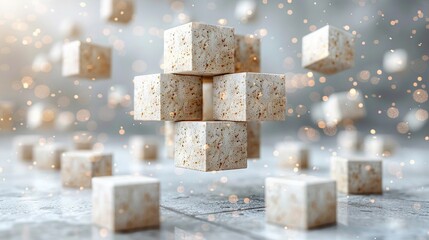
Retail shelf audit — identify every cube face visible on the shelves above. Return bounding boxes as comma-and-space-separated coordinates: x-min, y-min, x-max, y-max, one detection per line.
175, 121, 247, 171
302, 25, 354, 75
247, 121, 260, 159
213, 73, 286, 121
275, 142, 309, 169
13, 135, 41, 161
323, 91, 366, 126
129, 136, 158, 160
134, 74, 202, 121
61, 151, 112, 188
0, 101, 13, 131
62, 41, 111, 79
235, 35, 260, 73
202, 77, 214, 121
265, 176, 336, 229
100, 0, 134, 24
164, 22, 235, 76
34, 144, 67, 170
331, 156, 382, 194
92, 176, 160, 231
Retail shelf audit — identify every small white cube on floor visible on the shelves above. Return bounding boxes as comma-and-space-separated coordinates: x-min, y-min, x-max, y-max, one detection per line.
331, 155, 382, 194
92, 175, 160, 231
323, 90, 366, 127
302, 25, 354, 75
129, 136, 158, 160
61, 151, 112, 188
72, 131, 95, 150
265, 176, 336, 229
364, 134, 397, 157
13, 135, 41, 161
274, 141, 309, 169
337, 130, 363, 152
33, 144, 67, 170
164, 121, 175, 159
100, 0, 134, 24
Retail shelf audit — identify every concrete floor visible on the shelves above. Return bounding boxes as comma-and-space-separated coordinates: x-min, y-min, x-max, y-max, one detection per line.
0, 136, 429, 240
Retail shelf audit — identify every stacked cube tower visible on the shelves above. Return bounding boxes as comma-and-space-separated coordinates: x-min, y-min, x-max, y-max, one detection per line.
134, 22, 286, 171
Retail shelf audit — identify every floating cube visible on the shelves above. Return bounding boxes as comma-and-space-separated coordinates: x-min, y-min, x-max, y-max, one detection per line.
235, 35, 260, 73
337, 130, 363, 152
61, 151, 112, 188
13, 135, 41, 161
302, 25, 354, 75
164, 22, 235, 76
323, 91, 366, 127
202, 77, 214, 121
73, 131, 95, 150
164, 121, 175, 159
247, 121, 260, 159
175, 121, 247, 171
27, 103, 57, 130
213, 73, 286, 121
265, 176, 336, 229
62, 41, 111, 79
33, 144, 67, 170
0, 101, 13, 131
100, 0, 134, 24
92, 175, 160, 231
364, 134, 397, 157
129, 136, 158, 160
274, 141, 309, 169
331, 156, 382, 194
134, 74, 202, 121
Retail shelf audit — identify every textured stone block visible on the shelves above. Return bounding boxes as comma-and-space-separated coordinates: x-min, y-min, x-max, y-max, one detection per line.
129, 136, 158, 160
61, 151, 112, 188
92, 175, 160, 231
0, 101, 13, 131
134, 74, 202, 121
364, 134, 397, 157
331, 156, 382, 194
323, 91, 366, 126
33, 144, 67, 170
202, 77, 214, 121
337, 130, 363, 152
213, 73, 286, 121
27, 103, 57, 130
73, 131, 95, 150
164, 121, 175, 159
247, 121, 260, 159
100, 0, 134, 24
164, 22, 234, 76
302, 25, 354, 75
274, 141, 309, 169
235, 35, 260, 73
265, 176, 336, 229
13, 135, 41, 161
175, 121, 247, 171
62, 41, 111, 79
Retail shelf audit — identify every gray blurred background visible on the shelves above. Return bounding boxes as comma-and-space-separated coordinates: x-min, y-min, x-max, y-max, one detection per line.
0, 0, 428, 142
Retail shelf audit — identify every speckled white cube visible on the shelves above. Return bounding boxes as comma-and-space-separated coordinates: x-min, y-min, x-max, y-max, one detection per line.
164, 121, 175, 159
73, 131, 95, 150
265, 176, 336, 229
331, 156, 382, 194
129, 136, 158, 160
164, 22, 235, 76
100, 0, 134, 24
337, 130, 363, 152
213, 73, 286, 121
274, 141, 309, 169
134, 74, 202, 121
33, 144, 67, 170
302, 25, 354, 75
61, 151, 112, 188
175, 121, 247, 171
62, 41, 111, 79
364, 134, 397, 157
13, 135, 41, 161
323, 91, 366, 126
92, 175, 160, 231
235, 35, 260, 73
0, 101, 13, 131
247, 121, 260, 159
202, 77, 214, 121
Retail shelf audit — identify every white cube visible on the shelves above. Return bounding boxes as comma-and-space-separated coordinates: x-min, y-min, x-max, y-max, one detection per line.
92, 175, 160, 231
100, 0, 134, 24
33, 144, 67, 170
323, 91, 366, 127
129, 136, 158, 160
265, 176, 336, 229
337, 130, 363, 152
13, 135, 42, 161
274, 141, 309, 169
364, 134, 397, 157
